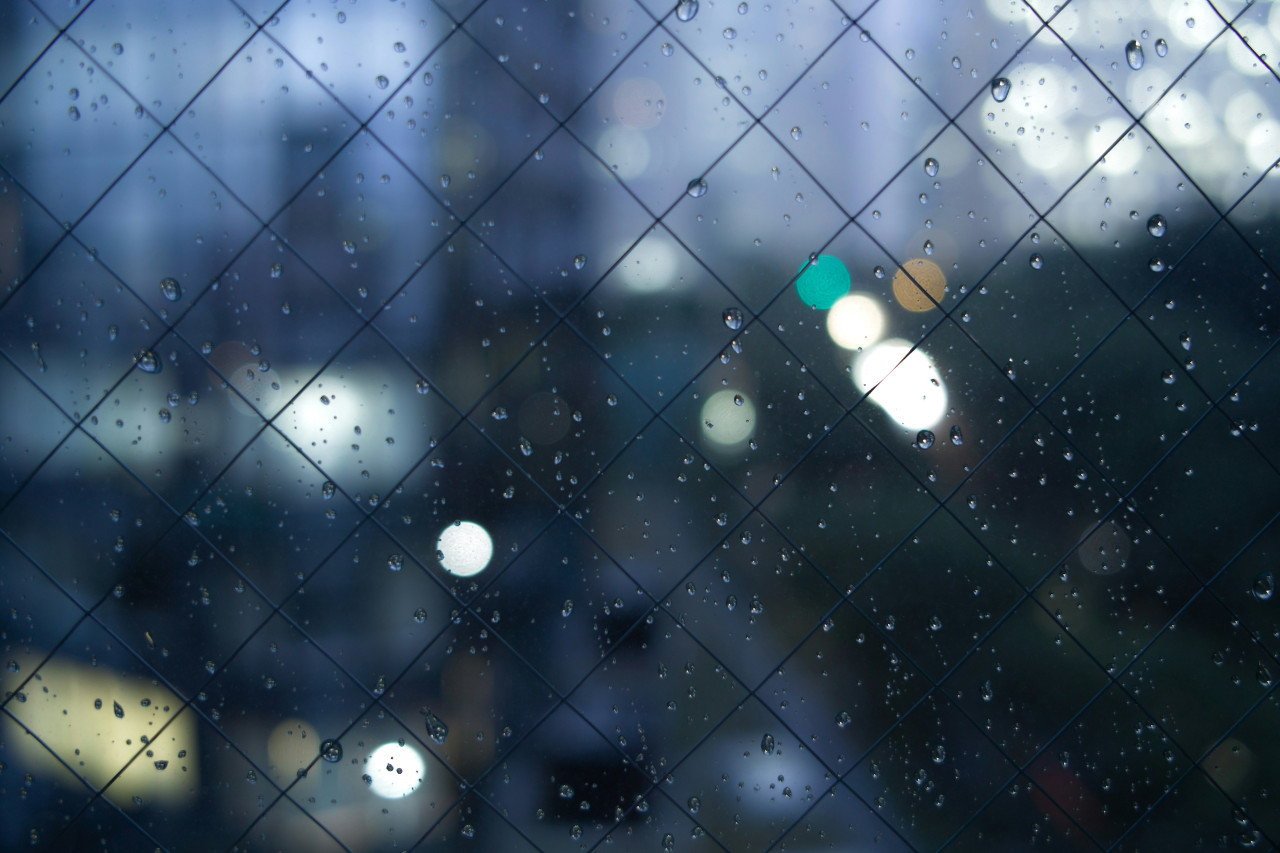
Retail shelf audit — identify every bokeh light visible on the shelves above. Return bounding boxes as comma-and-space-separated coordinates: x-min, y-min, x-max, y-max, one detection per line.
366, 742, 426, 799
795, 254, 851, 309
891, 259, 946, 312
437, 520, 494, 577
826, 293, 886, 351
699, 388, 757, 447
854, 338, 948, 430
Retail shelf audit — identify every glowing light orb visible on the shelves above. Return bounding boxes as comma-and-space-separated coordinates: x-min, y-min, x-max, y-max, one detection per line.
826, 293, 886, 351
854, 338, 948, 430
366, 742, 426, 799
891, 259, 946, 312
699, 388, 756, 446
795, 254, 851, 309
437, 521, 494, 577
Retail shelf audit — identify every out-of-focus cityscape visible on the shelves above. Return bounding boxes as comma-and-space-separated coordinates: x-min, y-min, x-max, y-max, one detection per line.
1, 0, 1279, 850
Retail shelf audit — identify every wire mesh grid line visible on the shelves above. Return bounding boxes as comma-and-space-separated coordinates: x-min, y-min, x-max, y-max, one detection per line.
1, 0, 1279, 850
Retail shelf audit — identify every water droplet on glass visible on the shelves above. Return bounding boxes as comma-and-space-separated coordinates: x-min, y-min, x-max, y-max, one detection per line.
423, 708, 449, 744
1148, 257, 1166, 272
573, 254, 588, 270
790, 126, 802, 141
413, 607, 428, 623
722, 307, 743, 330
923, 157, 939, 177
1258, 664, 1274, 688
1124, 40, 1144, 70
1252, 571, 1275, 601
68, 105, 80, 121
111, 42, 123, 56
387, 553, 404, 572
1155, 38, 1168, 58
723, 27, 737, 39
760, 733, 776, 755
915, 429, 935, 449
675, 0, 698, 22
991, 77, 1010, 102
1161, 369, 1176, 385
375, 75, 390, 89
321, 480, 336, 500
949, 425, 963, 446
1146, 213, 1167, 238
113, 701, 125, 719
1029, 252, 1044, 270
320, 739, 343, 762
686, 177, 708, 198
133, 349, 162, 374
979, 680, 994, 702
835, 710, 852, 728
157, 277, 183, 303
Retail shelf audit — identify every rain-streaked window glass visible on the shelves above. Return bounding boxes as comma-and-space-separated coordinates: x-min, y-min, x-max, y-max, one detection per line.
2, 0, 1278, 849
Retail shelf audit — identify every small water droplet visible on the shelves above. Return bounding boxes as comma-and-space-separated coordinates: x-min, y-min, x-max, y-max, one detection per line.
916, 429, 935, 449
387, 553, 404, 572
1029, 252, 1044, 270
922, 157, 940, 178
113, 701, 125, 718
686, 177, 708, 198
158, 277, 182, 302
67, 105, 80, 121
949, 425, 963, 446
1146, 213, 1167, 238
723, 27, 737, 39
1125, 40, 1145, 70
790, 126, 802, 141
1155, 38, 1168, 58
1148, 257, 1166, 272
760, 733, 776, 755
675, 0, 699, 22
111, 42, 123, 56
991, 77, 1010, 102
723, 307, 743, 330
321, 481, 336, 500
573, 254, 587, 270
1252, 571, 1275, 601
375, 75, 390, 89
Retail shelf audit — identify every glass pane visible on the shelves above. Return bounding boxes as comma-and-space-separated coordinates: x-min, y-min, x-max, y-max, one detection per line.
2, 1, 1278, 851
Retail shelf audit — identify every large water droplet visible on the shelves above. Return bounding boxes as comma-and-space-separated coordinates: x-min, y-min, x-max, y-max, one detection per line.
722, 307, 743, 330
1125, 39, 1145, 70
1155, 38, 1168, 58
916, 429, 935, 450
133, 349, 162, 374
1029, 252, 1044, 270
573, 254, 588, 270
686, 177, 708, 198
1146, 213, 1167, 238
423, 708, 449, 744
319, 739, 343, 762
158, 277, 182, 302
760, 733, 775, 755
1252, 571, 1275, 601
949, 425, 963, 446
924, 157, 939, 177
991, 77, 1010, 103
675, 0, 698, 22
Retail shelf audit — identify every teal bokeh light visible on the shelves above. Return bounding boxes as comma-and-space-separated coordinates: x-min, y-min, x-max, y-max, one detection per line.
795, 254, 851, 309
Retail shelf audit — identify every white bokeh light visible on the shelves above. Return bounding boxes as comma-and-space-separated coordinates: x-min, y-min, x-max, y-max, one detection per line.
1089, 121, 1142, 176
366, 742, 426, 799
700, 388, 757, 447
853, 338, 948, 431
826, 293, 886, 351
437, 520, 494, 577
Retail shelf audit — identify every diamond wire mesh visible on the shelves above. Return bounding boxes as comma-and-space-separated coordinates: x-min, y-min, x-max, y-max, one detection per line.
0, 0, 1278, 850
